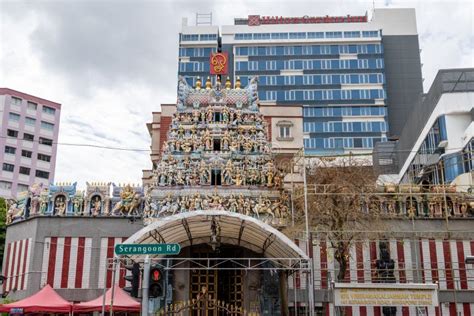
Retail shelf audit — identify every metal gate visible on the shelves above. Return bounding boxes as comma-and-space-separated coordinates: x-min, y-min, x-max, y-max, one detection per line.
157, 287, 259, 316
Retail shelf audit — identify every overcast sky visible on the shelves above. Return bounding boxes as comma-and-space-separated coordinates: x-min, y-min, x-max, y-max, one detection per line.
0, 0, 473, 188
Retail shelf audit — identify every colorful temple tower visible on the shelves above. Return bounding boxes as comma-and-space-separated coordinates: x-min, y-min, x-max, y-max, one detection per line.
143, 76, 290, 225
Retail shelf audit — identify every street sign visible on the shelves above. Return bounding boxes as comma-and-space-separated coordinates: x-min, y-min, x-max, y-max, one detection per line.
115, 243, 181, 256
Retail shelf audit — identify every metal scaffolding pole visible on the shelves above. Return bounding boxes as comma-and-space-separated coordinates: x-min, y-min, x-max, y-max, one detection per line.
302, 154, 315, 316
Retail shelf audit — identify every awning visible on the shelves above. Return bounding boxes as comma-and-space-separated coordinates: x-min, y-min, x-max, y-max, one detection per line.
125, 210, 308, 260
0, 284, 72, 313
73, 285, 140, 312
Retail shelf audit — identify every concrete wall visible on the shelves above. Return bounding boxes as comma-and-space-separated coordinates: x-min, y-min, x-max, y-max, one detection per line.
2, 217, 142, 301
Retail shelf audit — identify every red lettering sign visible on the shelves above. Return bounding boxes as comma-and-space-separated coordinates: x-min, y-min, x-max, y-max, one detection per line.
210, 52, 228, 75
247, 14, 367, 26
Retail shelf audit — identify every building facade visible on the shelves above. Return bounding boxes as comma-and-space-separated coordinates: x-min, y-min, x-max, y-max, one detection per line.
178, 9, 423, 155
374, 68, 474, 188
0, 88, 61, 198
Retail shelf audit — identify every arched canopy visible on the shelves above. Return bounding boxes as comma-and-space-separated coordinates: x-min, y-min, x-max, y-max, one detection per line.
124, 210, 308, 260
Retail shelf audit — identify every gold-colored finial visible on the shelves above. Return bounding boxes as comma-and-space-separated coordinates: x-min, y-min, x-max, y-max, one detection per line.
225, 76, 231, 90
235, 76, 241, 89
195, 77, 202, 90
205, 76, 212, 90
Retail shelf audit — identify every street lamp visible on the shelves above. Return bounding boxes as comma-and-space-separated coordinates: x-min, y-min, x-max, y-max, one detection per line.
466, 256, 474, 264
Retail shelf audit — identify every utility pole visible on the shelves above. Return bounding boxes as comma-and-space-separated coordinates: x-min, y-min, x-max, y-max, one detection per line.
301, 150, 315, 316
142, 256, 150, 315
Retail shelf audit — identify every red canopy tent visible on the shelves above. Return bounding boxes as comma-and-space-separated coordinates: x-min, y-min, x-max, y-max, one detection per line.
0, 284, 72, 313
73, 285, 140, 312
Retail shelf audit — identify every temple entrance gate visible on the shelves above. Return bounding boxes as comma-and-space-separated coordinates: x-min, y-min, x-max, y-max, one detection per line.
120, 211, 312, 315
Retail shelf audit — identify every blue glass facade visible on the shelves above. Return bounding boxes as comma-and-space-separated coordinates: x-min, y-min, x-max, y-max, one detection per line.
178, 31, 388, 154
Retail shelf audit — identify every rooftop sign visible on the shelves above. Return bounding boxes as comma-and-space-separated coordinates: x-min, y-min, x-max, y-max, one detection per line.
247, 14, 367, 26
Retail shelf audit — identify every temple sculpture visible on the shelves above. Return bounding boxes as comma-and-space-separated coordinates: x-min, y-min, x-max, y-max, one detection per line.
144, 76, 291, 227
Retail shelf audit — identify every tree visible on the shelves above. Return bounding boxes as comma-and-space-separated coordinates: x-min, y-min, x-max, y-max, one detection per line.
0, 198, 6, 271
291, 156, 383, 314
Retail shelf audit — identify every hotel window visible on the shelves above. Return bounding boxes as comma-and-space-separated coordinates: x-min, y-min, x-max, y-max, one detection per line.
376, 59, 384, 69
303, 75, 314, 85
321, 45, 331, 54
326, 31, 342, 38
41, 121, 54, 131
35, 170, 50, 179
284, 46, 294, 55
307, 32, 324, 39
25, 117, 36, 126
321, 60, 331, 69
322, 90, 333, 100
39, 137, 53, 146
265, 61, 277, 70
302, 60, 312, 70
11, 96, 22, 106
7, 129, 18, 138
284, 60, 295, 70
22, 150, 32, 158
266, 76, 277, 85
339, 45, 350, 54
284, 76, 295, 85
340, 60, 350, 69
341, 90, 351, 100
19, 166, 30, 175
194, 48, 205, 57
42, 106, 56, 115
321, 75, 332, 85
27, 102, 37, 111
265, 91, 277, 101
9, 112, 20, 121
357, 45, 368, 54
2, 163, 14, 172
192, 62, 203, 72
0, 181, 12, 190
358, 59, 369, 69
38, 153, 51, 162
344, 31, 361, 38
4, 146, 16, 154
182, 34, 199, 41
248, 47, 258, 56
303, 90, 314, 101
265, 46, 276, 55
23, 133, 34, 141
289, 32, 306, 39
340, 74, 351, 84
302, 46, 312, 55
248, 61, 258, 71
362, 31, 379, 37
284, 90, 296, 101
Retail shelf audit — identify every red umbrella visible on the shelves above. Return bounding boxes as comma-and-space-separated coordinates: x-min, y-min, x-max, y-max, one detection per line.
73, 285, 140, 312
0, 284, 72, 313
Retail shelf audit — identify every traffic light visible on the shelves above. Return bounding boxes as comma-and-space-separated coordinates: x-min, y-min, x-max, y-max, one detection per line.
124, 262, 140, 298
149, 265, 164, 298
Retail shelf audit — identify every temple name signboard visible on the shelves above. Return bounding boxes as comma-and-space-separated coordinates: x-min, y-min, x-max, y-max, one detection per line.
334, 283, 439, 307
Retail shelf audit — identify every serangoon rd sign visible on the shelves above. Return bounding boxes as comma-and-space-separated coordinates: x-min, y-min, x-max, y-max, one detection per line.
115, 243, 181, 256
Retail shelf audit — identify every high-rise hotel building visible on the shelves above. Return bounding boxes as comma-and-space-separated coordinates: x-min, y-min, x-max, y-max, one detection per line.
178, 9, 423, 155
0, 88, 61, 198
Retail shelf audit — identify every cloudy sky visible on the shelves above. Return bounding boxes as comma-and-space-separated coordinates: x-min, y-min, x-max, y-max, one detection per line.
0, 0, 473, 188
